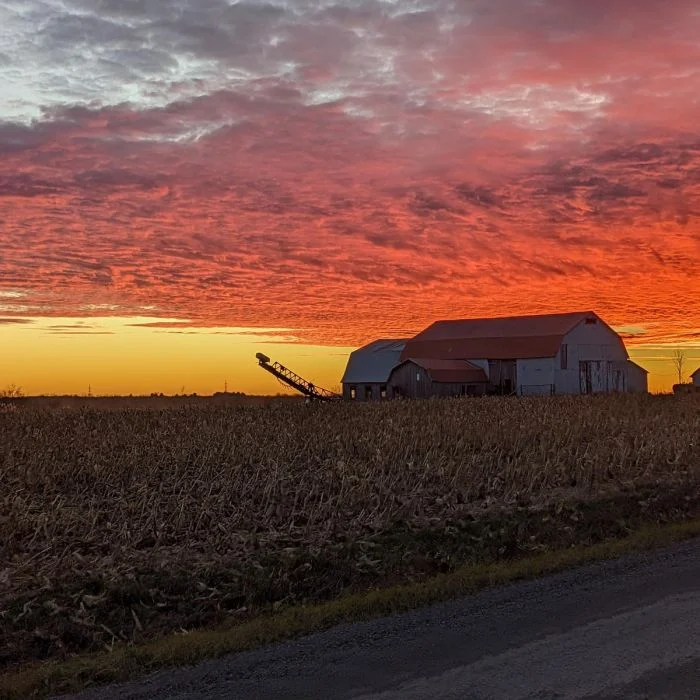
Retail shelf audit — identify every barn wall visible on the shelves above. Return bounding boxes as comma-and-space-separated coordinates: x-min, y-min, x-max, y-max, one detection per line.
342, 382, 388, 401
555, 319, 628, 394
389, 363, 432, 398
627, 363, 649, 393
388, 362, 487, 398
694, 372, 700, 388
517, 358, 555, 395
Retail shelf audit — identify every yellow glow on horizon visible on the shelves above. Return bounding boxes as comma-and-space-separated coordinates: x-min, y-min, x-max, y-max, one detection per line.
1, 317, 697, 396
0, 317, 353, 396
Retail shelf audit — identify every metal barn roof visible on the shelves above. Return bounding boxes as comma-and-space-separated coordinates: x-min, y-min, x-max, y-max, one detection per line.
397, 358, 488, 383
402, 311, 606, 361
341, 339, 407, 384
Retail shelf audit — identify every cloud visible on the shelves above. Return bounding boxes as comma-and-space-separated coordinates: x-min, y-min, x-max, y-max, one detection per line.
0, 0, 699, 347
46, 331, 115, 335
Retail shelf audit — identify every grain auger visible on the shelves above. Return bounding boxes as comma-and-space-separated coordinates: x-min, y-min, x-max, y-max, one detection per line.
255, 353, 342, 401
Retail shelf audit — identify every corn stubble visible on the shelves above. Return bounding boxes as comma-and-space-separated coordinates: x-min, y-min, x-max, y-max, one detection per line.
1, 394, 699, 669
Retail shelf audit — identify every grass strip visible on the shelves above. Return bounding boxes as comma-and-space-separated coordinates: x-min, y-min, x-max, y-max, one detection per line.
3, 518, 700, 700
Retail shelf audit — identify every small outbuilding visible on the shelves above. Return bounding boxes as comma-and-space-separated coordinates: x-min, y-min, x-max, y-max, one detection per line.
388, 358, 488, 398
626, 361, 649, 393
341, 339, 406, 401
693, 368, 700, 387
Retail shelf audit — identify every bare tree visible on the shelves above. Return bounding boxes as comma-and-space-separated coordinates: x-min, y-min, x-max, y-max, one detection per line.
672, 349, 686, 385
0, 383, 24, 398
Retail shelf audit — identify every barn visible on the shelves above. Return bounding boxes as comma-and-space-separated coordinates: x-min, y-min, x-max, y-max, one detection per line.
342, 311, 648, 399
693, 368, 700, 388
341, 339, 406, 401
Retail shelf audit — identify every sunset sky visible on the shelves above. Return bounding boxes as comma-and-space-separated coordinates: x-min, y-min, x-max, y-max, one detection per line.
2, 0, 700, 395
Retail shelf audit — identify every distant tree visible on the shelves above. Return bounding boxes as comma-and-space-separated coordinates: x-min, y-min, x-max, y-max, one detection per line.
672, 349, 687, 385
0, 383, 24, 398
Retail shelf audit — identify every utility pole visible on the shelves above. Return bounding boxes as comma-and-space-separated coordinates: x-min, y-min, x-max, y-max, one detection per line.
224, 379, 228, 393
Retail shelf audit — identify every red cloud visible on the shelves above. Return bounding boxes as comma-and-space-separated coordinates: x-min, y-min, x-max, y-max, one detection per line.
1, 0, 699, 348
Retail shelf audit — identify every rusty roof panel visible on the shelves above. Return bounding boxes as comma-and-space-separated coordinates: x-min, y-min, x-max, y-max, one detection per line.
402, 311, 599, 361
404, 335, 564, 360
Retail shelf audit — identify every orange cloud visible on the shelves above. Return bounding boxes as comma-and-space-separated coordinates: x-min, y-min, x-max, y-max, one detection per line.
0, 0, 698, 382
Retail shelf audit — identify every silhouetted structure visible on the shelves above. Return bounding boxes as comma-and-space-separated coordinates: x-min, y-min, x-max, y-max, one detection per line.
343, 311, 648, 400
256, 353, 340, 401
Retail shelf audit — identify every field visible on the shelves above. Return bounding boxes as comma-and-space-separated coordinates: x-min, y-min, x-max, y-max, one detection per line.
2, 394, 700, 688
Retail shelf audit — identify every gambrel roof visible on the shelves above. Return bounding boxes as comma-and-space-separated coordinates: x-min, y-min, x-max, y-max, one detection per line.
401, 311, 616, 361
341, 339, 406, 384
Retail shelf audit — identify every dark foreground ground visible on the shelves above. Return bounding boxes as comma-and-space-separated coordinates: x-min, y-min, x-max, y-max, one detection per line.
61, 538, 700, 700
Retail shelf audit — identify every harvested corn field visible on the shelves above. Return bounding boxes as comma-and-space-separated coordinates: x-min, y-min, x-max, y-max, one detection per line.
1, 395, 700, 675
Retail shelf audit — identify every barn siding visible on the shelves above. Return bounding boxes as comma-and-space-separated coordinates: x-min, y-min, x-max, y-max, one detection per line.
627, 362, 649, 393
388, 362, 486, 398
343, 382, 389, 401
693, 371, 700, 388
517, 358, 555, 395
555, 319, 629, 395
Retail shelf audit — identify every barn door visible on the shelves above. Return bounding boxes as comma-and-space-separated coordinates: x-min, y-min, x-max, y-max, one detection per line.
489, 359, 516, 394
590, 361, 605, 392
579, 361, 592, 394
609, 362, 625, 392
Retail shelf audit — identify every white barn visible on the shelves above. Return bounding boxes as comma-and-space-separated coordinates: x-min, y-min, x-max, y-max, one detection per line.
342, 311, 648, 399
342, 311, 648, 401
401, 311, 647, 395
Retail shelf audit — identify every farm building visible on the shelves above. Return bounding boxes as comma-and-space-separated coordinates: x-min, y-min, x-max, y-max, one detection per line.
389, 358, 489, 398
626, 361, 649, 394
693, 368, 700, 387
340, 339, 406, 400
342, 311, 648, 399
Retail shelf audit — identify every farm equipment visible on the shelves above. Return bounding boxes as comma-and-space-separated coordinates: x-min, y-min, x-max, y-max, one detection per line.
255, 353, 341, 401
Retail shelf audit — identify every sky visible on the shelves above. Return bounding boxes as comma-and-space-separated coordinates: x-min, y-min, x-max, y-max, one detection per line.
1, 0, 700, 395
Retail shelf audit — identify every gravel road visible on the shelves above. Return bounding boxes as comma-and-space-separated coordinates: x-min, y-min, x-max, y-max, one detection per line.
62, 539, 700, 700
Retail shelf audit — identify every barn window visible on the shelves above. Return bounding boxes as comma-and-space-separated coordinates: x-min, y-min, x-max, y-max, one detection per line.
380, 385, 387, 399
585, 317, 597, 324
365, 385, 373, 400
350, 386, 357, 400
561, 344, 568, 369
416, 372, 421, 381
